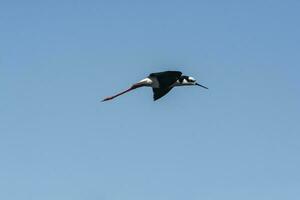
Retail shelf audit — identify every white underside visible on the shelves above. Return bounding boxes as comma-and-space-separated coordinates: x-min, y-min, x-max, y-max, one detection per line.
139, 77, 192, 88
139, 77, 160, 88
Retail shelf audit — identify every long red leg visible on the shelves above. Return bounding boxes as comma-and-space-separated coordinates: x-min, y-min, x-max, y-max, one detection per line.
102, 84, 141, 102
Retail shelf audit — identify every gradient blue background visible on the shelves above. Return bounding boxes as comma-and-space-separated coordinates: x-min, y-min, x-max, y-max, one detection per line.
1, 1, 300, 199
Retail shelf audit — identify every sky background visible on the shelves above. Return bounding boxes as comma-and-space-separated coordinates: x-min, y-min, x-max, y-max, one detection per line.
1, 0, 300, 199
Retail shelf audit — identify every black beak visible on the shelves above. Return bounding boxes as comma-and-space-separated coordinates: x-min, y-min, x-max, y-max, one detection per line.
196, 83, 208, 89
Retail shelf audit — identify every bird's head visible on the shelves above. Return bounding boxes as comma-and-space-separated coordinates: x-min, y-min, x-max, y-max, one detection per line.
181, 76, 209, 89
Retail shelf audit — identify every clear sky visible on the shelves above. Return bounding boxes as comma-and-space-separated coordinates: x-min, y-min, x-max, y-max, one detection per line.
1, 0, 300, 199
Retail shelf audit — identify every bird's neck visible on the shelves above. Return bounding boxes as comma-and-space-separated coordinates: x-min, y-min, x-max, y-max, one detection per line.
172, 80, 194, 87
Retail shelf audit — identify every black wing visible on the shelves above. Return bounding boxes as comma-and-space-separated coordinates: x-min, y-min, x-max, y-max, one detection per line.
149, 71, 182, 89
152, 87, 173, 101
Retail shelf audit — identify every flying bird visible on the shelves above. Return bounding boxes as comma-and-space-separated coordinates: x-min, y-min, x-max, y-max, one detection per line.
102, 71, 208, 102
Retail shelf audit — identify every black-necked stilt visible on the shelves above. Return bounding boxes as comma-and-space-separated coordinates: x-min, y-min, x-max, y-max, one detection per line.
102, 71, 208, 102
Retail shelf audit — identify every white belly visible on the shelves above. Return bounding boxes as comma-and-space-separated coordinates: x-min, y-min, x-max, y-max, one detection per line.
138, 77, 159, 88
148, 77, 159, 88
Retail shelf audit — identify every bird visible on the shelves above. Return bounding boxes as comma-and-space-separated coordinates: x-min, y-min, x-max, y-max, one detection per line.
102, 70, 208, 102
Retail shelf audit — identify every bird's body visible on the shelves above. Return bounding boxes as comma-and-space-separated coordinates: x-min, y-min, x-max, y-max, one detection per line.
102, 70, 208, 101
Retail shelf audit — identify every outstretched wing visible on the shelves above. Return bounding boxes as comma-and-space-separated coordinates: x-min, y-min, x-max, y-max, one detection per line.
149, 71, 182, 101
152, 87, 173, 101
149, 71, 182, 89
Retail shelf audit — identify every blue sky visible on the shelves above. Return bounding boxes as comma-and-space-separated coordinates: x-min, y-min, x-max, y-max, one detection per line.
1, 1, 300, 199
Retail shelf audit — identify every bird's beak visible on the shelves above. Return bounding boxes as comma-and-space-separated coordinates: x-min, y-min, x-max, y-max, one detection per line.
196, 83, 208, 89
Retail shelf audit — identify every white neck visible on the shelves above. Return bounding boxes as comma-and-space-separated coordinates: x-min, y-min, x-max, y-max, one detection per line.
171, 79, 195, 87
